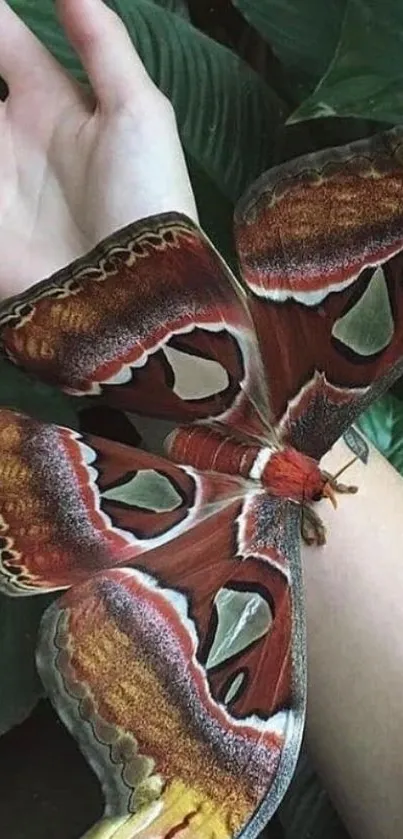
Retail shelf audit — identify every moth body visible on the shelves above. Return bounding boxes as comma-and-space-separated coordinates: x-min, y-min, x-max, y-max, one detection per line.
166, 423, 327, 504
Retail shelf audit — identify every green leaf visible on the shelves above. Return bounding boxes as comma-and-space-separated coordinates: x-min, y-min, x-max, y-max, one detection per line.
290, 0, 403, 125
358, 394, 403, 476
233, 0, 346, 100
186, 153, 236, 268
0, 593, 55, 736
272, 116, 387, 167
150, 0, 189, 17
0, 359, 78, 427
10, 0, 285, 201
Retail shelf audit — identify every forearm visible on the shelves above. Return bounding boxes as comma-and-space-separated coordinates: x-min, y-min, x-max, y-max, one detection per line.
303, 432, 403, 839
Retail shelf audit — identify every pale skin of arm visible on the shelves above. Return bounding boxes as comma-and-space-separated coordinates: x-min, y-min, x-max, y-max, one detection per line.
303, 437, 403, 839
0, 2, 402, 837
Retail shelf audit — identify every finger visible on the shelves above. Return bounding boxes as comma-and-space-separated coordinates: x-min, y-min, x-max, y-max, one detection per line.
0, 0, 72, 94
57, 0, 161, 111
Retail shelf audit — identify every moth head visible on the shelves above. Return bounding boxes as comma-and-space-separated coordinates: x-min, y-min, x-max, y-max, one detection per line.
262, 446, 327, 504
302, 462, 332, 505
316, 457, 359, 508
314, 477, 338, 508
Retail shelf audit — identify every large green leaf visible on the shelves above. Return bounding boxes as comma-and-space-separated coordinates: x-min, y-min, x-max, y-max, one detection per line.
187, 154, 236, 269
0, 359, 78, 426
290, 0, 403, 124
150, 0, 189, 17
0, 594, 56, 736
272, 116, 385, 167
358, 395, 403, 476
10, 0, 285, 201
233, 0, 345, 100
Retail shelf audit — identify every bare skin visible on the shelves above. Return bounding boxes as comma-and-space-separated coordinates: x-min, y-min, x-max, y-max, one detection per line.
304, 438, 403, 839
0, 0, 197, 298
0, 2, 402, 837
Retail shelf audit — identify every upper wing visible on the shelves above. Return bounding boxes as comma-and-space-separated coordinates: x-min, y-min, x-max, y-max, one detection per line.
4, 130, 403, 460
235, 126, 403, 458
0, 213, 270, 443
0, 408, 304, 837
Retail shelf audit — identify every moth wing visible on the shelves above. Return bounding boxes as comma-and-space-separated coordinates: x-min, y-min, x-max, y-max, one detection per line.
35, 489, 304, 838
235, 127, 403, 457
0, 408, 241, 596
0, 214, 271, 443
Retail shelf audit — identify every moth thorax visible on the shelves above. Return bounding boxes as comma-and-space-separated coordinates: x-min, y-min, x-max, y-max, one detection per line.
261, 446, 326, 503
165, 424, 261, 478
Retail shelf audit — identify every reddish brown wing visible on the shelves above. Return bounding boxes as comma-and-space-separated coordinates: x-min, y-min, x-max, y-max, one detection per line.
131, 490, 303, 721
0, 407, 302, 714
0, 408, 241, 595
235, 126, 403, 458
0, 408, 304, 837
0, 213, 269, 442
36, 497, 303, 839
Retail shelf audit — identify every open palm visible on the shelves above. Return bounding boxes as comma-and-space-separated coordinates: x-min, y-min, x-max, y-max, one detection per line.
0, 0, 197, 300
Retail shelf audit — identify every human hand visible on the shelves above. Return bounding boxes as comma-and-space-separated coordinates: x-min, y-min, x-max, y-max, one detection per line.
0, 0, 197, 300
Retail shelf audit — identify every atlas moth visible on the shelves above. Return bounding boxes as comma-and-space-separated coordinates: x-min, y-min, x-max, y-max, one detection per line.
0, 125, 403, 839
